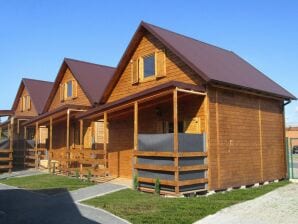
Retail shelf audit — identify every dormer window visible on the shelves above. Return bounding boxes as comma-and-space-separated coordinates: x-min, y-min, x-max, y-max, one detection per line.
60, 80, 77, 102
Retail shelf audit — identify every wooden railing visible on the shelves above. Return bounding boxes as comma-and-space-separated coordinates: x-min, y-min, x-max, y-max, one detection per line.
49, 147, 108, 180
0, 149, 13, 172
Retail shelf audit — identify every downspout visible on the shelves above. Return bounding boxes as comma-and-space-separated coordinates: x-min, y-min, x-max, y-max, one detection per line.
282, 99, 291, 179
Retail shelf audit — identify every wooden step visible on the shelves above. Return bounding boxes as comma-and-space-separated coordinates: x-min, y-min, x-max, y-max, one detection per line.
0, 157, 12, 161
0, 165, 12, 169
0, 149, 12, 153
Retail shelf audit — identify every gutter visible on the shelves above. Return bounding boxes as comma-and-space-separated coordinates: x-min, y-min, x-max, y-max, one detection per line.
283, 100, 291, 106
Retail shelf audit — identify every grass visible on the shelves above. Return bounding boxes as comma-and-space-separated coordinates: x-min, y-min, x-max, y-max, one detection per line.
0, 174, 94, 194
83, 180, 289, 224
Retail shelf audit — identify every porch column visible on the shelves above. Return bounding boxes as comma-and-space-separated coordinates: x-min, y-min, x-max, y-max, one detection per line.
9, 118, 14, 173
66, 110, 70, 170
173, 89, 179, 194
48, 116, 53, 172
133, 102, 138, 178
79, 119, 83, 178
23, 126, 27, 168
103, 112, 108, 177
35, 122, 39, 169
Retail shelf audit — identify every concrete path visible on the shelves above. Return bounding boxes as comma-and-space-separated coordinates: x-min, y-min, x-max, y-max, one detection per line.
195, 183, 298, 224
0, 169, 45, 180
54, 182, 127, 202
0, 178, 129, 224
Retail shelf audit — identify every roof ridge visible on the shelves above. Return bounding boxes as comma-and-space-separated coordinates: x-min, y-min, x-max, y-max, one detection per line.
64, 57, 115, 69
22, 78, 53, 84
141, 21, 233, 54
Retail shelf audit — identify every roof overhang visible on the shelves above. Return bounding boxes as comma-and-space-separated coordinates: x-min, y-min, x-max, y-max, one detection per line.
77, 81, 205, 120
0, 110, 14, 117
24, 105, 90, 126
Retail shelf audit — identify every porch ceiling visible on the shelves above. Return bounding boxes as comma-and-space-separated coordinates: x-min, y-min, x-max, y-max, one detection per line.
77, 81, 205, 121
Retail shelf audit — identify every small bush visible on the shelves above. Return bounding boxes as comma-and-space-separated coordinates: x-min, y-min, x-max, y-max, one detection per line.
133, 174, 139, 190
155, 178, 160, 195
52, 164, 56, 174
75, 169, 80, 179
87, 170, 92, 182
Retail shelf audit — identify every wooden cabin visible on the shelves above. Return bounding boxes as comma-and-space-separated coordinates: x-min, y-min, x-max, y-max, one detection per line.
76, 22, 296, 195
0, 79, 53, 172
24, 58, 115, 177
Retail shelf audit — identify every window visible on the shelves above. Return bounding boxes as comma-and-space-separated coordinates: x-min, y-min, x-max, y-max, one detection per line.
131, 50, 166, 84
165, 121, 184, 133
66, 80, 73, 98
60, 80, 77, 102
143, 54, 155, 78
21, 95, 31, 111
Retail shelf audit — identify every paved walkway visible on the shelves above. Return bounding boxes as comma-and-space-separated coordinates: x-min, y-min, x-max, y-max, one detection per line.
0, 174, 129, 224
0, 169, 45, 180
195, 183, 298, 224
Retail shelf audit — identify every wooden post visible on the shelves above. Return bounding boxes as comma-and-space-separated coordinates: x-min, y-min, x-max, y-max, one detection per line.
48, 116, 53, 173
103, 112, 108, 177
173, 89, 179, 194
9, 118, 14, 173
133, 102, 138, 178
23, 126, 27, 168
35, 122, 39, 169
66, 110, 70, 170
79, 119, 83, 178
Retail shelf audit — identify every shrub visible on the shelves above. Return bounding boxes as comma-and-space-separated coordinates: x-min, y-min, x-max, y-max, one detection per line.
87, 169, 92, 182
75, 169, 80, 179
155, 178, 160, 195
133, 174, 139, 190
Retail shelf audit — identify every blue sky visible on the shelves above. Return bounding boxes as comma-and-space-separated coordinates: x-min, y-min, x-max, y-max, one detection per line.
0, 0, 297, 124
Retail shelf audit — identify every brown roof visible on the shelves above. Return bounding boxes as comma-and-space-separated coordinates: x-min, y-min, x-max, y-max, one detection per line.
11, 78, 53, 115
103, 21, 295, 101
0, 110, 14, 116
77, 81, 205, 120
43, 58, 115, 113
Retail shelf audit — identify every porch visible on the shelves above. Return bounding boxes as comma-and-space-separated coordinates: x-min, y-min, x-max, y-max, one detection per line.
78, 82, 208, 194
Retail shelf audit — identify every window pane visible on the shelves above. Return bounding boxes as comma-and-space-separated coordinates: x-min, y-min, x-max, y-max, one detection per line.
67, 81, 72, 97
143, 55, 155, 78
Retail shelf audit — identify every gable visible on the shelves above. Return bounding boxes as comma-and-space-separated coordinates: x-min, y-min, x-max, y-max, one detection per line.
48, 68, 91, 111
14, 86, 38, 117
107, 32, 204, 103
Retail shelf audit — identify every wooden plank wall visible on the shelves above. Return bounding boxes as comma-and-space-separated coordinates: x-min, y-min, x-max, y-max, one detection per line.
49, 68, 91, 112
107, 32, 204, 103
207, 86, 285, 190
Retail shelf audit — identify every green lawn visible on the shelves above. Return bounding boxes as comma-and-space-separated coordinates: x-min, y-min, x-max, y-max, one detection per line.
0, 174, 94, 194
83, 180, 289, 224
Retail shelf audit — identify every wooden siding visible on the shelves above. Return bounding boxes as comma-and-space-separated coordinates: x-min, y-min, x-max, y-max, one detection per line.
49, 68, 91, 111
15, 87, 38, 117
207, 86, 285, 190
107, 33, 204, 103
